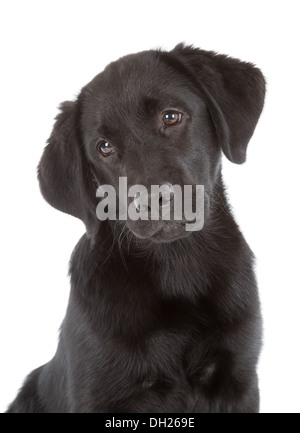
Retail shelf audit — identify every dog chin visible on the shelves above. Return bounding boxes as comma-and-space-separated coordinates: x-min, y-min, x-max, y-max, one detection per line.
127, 221, 191, 243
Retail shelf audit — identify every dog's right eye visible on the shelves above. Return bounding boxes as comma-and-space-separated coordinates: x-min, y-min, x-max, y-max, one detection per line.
97, 140, 115, 157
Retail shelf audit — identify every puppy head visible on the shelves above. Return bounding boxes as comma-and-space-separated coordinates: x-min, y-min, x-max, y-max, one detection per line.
38, 45, 265, 241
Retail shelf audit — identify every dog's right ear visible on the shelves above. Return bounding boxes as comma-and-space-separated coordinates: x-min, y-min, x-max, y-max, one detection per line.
38, 100, 98, 236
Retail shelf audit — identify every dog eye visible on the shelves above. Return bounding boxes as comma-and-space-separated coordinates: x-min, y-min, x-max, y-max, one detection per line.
98, 140, 115, 157
162, 111, 182, 126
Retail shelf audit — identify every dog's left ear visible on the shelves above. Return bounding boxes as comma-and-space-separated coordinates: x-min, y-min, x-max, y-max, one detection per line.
171, 44, 266, 164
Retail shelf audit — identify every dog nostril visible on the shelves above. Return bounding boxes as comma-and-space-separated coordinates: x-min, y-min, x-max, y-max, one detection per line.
159, 182, 174, 207
134, 192, 140, 210
134, 191, 151, 213
164, 182, 174, 191
162, 182, 174, 197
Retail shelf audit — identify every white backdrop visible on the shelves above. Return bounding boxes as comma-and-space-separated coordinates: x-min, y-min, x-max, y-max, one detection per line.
0, 0, 299, 413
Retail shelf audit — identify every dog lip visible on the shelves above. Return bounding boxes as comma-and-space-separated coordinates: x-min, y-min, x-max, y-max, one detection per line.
149, 227, 164, 239
150, 229, 190, 243
128, 223, 189, 242
149, 224, 191, 243
127, 227, 159, 240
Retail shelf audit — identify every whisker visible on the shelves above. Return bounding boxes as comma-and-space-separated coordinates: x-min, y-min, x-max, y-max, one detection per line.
99, 222, 118, 271
117, 223, 128, 271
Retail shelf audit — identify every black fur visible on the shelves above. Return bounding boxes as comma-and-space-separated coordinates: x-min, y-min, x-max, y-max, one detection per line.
7, 44, 265, 413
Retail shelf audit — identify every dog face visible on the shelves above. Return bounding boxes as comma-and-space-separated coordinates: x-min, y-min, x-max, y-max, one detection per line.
81, 51, 220, 241
38, 45, 265, 242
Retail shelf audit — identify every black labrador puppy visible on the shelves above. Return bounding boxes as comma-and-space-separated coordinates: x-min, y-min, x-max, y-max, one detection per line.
7, 44, 265, 413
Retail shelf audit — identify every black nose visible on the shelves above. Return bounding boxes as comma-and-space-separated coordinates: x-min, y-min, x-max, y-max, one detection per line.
134, 182, 174, 213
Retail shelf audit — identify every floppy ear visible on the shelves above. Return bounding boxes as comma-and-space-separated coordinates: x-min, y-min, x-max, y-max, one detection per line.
38, 100, 98, 236
170, 44, 266, 164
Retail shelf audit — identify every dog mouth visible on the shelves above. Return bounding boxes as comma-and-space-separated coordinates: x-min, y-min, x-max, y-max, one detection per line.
127, 220, 193, 243
149, 226, 191, 243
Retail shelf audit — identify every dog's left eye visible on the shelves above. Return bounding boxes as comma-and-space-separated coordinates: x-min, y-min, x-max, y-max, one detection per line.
98, 140, 115, 157
162, 111, 182, 127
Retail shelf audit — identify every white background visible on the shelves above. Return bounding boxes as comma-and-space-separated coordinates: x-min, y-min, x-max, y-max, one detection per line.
0, 0, 299, 414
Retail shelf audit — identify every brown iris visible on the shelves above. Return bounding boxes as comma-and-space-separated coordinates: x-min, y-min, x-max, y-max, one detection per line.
162, 111, 182, 126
